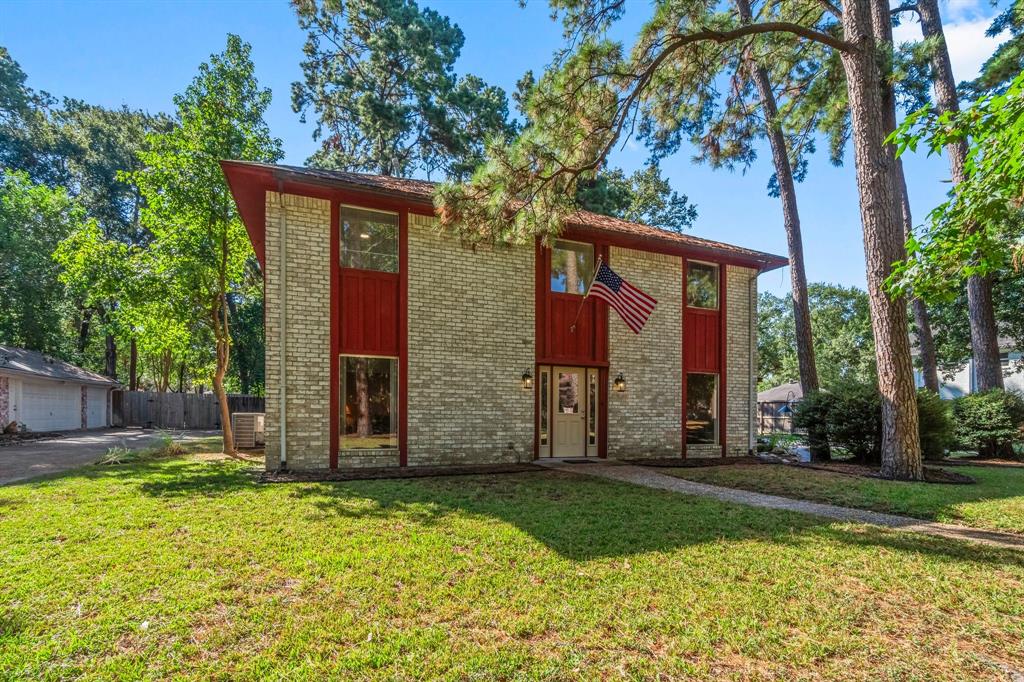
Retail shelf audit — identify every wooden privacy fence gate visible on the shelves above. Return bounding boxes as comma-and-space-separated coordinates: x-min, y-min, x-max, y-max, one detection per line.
112, 391, 264, 430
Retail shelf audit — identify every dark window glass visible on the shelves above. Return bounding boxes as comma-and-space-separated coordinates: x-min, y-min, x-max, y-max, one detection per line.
540, 370, 549, 446
550, 240, 594, 294
588, 370, 597, 446
687, 262, 719, 309
686, 373, 717, 445
341, 206, 398, 272
558, 372, 580, 413
341, 356, 397, 449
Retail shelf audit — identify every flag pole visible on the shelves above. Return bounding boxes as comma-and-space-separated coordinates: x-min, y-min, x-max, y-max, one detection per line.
569, 254, 603, 333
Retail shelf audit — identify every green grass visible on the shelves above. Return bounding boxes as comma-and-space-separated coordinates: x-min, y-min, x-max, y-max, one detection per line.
2, 456, 1024, 679
664, 463, 1024, 535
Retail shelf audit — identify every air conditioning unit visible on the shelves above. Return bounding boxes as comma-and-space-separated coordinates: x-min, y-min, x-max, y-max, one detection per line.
232, 412, 265, 449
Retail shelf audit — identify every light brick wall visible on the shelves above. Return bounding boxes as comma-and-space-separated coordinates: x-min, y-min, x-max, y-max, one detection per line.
607, 247, 683, 459
725, 265, 758, 456
406, 213, 535, 465
264, 192, 332, 470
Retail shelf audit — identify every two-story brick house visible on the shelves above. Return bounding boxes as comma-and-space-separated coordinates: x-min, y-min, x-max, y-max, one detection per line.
221, 160, 787, 471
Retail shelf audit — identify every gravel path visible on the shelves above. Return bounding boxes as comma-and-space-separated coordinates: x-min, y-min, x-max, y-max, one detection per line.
539, 460, 1024, 551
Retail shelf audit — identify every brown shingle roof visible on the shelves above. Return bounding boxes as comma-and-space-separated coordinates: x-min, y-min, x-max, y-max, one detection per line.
225, 161, 788, 271
0, 345, 118, 386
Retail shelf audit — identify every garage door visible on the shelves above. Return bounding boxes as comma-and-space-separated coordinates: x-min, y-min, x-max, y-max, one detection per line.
86, 386, 107, 428
20, 381, 81, 432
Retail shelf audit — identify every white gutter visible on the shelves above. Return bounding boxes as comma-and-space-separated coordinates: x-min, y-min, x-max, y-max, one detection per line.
277, 185, 288, 469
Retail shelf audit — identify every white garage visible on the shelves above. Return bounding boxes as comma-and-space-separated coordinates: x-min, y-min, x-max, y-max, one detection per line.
1, 345, 117, 433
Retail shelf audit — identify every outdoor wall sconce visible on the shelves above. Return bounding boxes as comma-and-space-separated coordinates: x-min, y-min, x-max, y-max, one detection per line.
613, 372, 627, 392
521, 370, 534, 391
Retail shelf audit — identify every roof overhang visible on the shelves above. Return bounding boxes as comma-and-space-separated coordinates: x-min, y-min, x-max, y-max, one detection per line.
221, 160, 789, 273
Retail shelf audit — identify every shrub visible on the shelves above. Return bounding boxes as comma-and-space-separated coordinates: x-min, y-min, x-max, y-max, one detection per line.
951, 389, 1024, 457
794, 381, 955, 463
794, 381, 881, 462
916, 389, 953, 460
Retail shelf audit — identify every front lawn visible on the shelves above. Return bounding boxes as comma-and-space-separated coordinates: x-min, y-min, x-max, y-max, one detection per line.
2, 455, 1024, 679
664, 462, 1024, 535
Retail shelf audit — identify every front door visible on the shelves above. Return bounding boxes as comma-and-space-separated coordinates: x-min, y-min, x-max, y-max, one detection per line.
552, 366, 586, 457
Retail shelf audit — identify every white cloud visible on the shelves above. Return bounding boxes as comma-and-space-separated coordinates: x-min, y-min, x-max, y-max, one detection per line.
891, 10, 1009, 83
944, 0, 982, 21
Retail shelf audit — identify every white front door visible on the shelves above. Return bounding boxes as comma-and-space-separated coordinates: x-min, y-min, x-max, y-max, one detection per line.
552, 367, 586, 457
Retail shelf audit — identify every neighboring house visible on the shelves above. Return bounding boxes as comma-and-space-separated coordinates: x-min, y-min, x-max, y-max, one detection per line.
221, 161, 787, 471
756, 382, 803, 434
0, 345, 117, 432
913, 341, 1024, 398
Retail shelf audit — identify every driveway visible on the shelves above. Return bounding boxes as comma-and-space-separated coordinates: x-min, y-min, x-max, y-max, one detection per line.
0, 428, 218, 485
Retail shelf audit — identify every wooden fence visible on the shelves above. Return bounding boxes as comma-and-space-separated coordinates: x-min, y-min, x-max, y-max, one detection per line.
112, 391, 264, 430
757, 400, 800, 435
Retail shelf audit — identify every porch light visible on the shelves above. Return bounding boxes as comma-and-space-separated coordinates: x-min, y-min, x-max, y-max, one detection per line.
613, 372, 627, 392
521, 370, 534, 390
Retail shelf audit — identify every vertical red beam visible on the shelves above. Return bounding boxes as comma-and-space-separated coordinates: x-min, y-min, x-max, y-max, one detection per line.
329, 200, 340, 468
681, 258, 688, 459
534, 238, 545, 460
719, 263, 728, 457
598, 242, 609, 458
398, 209, 409, 466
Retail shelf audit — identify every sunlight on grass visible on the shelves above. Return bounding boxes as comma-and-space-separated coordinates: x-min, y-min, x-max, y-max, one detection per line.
1, 455, 1023, 679
665, 463, 1024, 535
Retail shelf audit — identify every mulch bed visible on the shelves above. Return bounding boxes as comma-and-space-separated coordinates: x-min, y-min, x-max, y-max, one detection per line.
261, 462, 544, 483
793, 460, 975, 485
624, 456, 763, 468
0, 431, 66, 447
938, 457, 1024, 469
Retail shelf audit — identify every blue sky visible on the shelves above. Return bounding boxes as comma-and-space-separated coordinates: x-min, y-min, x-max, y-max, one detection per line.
1, 0, 1010, 295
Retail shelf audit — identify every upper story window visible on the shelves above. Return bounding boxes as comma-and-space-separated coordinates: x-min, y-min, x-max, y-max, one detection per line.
550, 239, 594, 294
340, 205, 398, 272
687, 261, 719, 309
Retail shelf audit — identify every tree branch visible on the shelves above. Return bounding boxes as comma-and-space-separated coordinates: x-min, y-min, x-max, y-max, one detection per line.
685, 21, 854, 55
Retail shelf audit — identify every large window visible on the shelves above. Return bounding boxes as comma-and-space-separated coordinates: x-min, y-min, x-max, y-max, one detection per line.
340, 205, 398, 272
550, 240, 594, 294
687, 261, 719, 309
686, 373, 718, 445
341, 356, 397, 450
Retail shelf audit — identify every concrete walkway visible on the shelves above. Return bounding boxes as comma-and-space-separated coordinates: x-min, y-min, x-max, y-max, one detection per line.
0, 428, 218, 485
539, 460, 1024, 551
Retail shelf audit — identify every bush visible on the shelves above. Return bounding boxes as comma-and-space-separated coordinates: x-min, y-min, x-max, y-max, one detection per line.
951, 389, 1024, 457
794, 381, 881, 462
794, 381, 954, 463
916, 389, 953, 460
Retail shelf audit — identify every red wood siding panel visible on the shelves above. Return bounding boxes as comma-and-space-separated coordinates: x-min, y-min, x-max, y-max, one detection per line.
548, 294, 598, 361
684, 309, 720, 372
340, 268, 400, 356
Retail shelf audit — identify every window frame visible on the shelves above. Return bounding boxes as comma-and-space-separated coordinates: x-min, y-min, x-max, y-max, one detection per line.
549, 238, 596, 296
685, 371, 719, 446
339, 204, 400, 273
686, 260, 720, 311
339, 353, 399, 451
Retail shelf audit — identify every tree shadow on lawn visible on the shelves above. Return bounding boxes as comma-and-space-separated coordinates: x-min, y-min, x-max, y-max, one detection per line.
282, 469, 1024, 567
12, 458, 1024, 568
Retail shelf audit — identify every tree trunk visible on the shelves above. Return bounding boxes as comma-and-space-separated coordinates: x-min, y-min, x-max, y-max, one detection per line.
104, 333, 117, 380
839, 0, 922, 480
178, 362, 185, 393
967, 274, 1003, 390
355, 358, 371, 438
897, 169, 941, 392
736, 0, 827, 459
916, 0, 1004, 391
77, 307, 92, 355
129, 338, 138, 391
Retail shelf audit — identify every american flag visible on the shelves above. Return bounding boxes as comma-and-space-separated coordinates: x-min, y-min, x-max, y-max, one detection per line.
588, 261, 657, 334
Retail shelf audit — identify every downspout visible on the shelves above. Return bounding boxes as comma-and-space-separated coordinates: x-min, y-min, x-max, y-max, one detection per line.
277, 183, 288, 469
749, 271, 757, 454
